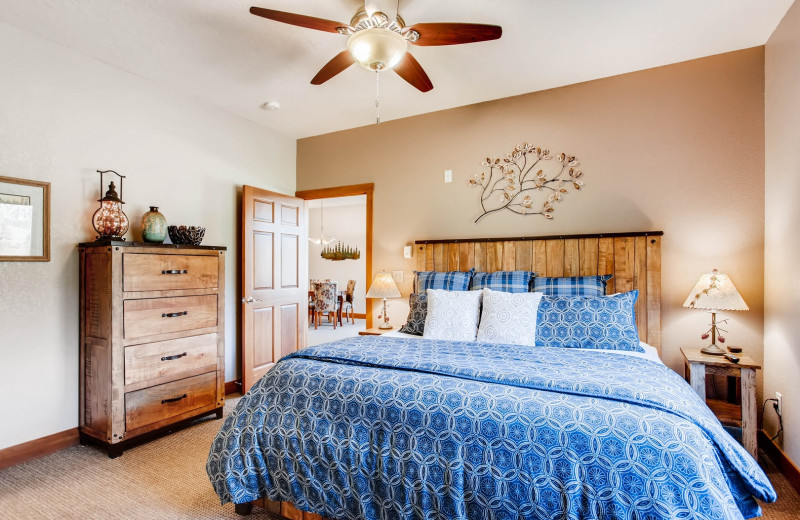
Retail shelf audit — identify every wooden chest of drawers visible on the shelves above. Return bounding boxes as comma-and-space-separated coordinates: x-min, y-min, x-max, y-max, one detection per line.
79, 241, 226, 457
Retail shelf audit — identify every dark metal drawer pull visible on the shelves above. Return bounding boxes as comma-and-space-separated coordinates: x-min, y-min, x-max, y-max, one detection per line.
161, 394, 187, 404
162, 269, 188, 275
162, 311, 188, 318
161, 352, 188, 361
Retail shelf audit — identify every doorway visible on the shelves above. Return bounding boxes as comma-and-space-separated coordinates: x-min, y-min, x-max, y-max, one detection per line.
296, 184, 374, 343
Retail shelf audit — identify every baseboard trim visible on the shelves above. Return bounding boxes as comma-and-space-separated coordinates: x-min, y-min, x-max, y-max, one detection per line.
0, 428, 79, 471
354, 313, 366, 319
759, 429, 800, 495
225, 379, 242, 396
1, 381, 244, 471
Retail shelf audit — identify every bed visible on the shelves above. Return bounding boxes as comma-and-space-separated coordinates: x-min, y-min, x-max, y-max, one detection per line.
207, 231, 776, 519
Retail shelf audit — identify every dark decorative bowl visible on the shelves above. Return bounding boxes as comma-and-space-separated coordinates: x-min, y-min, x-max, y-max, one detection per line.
168, 225, 205, 245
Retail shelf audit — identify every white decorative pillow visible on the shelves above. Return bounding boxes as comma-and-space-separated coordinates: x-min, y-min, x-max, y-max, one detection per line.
477, 288, 543, 346
422, 289, 482, 342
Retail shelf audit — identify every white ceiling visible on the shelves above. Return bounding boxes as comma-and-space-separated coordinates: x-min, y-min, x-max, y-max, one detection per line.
0, 0, 792, 139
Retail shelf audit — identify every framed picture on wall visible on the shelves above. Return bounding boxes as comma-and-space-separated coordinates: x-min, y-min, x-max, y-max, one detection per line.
0, 176, 50, 261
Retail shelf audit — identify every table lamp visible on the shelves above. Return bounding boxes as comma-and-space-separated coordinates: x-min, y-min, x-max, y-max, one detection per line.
683, 269, 749, 355
366, 271, 401, 329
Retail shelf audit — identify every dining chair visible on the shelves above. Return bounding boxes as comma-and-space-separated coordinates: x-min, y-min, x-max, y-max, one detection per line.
313, 281, 340, 329
341, 279, 356, 324
308, 281, 318, 322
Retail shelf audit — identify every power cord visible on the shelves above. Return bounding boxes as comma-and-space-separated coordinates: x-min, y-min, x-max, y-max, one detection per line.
762, 398, 784, 442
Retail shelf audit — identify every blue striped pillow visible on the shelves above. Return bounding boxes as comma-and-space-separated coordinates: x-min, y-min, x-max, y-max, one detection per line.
470, 271, 535, 293
414, 269, 474, 293
532, 274, 612, 297
535, 290, 643, 352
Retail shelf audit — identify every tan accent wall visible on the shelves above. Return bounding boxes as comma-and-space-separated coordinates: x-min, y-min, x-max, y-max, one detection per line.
765, 1, 800, 465
298, 48, 765, 376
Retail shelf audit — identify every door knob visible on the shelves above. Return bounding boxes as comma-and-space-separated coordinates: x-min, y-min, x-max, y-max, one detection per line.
242, 296, 263, 304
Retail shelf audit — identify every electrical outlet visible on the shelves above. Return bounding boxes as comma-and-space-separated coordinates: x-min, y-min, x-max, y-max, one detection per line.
776, 392, 783, 415
444, 169, 453, 183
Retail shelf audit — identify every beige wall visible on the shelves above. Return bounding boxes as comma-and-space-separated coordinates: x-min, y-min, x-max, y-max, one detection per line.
765, 1, 800, 464
298, 48, 766, 376
0, 22, 296, 450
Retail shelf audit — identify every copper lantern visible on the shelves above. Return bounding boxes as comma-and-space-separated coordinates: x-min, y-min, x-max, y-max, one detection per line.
92, 169, 129, 240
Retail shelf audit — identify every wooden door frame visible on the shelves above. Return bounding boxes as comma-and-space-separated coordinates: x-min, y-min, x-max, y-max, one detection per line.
296, 183, 374, 329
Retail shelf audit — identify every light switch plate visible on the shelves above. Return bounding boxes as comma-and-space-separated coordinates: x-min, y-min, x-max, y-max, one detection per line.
444, 169, 453, 183
392, 270, 404, 284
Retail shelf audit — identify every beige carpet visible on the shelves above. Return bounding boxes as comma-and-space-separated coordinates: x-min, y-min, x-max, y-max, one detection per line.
1, 396, 798, 519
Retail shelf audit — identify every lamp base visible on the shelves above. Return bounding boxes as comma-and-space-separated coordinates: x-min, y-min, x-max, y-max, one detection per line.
701, 343, 726, 356
378, 297, 393, 329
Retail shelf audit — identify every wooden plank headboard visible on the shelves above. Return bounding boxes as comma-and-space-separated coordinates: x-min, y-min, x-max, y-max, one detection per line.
414, 231, 663, 355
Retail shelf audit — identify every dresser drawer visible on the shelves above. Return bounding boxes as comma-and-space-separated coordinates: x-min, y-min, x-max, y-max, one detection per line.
123, 253, 219, 292
125, 372, 217, 431
124, 333, 218, 386
124, 295, 217, 340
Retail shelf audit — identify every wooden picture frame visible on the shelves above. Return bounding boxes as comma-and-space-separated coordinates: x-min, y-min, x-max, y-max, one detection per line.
0, 176, 50, 262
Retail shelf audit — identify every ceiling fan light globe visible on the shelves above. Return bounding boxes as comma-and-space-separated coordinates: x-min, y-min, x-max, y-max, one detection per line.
347, 28, 407, 72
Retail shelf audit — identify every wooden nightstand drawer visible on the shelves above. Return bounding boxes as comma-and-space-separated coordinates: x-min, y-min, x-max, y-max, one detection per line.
124, 333, 218, 386
123, 295, 217, 340
125, 371, 217, 431
123, 253, 219, 292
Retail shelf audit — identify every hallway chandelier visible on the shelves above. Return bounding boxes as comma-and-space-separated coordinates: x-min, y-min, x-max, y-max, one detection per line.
308, 200, 336, 245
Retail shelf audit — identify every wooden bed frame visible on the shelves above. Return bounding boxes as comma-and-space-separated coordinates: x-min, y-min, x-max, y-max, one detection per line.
235, 230, 663, 517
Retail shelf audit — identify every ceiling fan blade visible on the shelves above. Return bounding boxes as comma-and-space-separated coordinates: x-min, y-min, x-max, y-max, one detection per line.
249, 7, 346, 34
311, 50, 356, 85
406, 23, 502, 46
393, 53, 433, 92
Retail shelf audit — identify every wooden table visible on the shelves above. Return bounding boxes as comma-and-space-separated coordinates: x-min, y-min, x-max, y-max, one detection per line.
359, 327, 396, 336
681, 347, 761, 457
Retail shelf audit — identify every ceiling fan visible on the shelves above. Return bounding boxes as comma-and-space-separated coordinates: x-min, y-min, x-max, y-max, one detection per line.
249, 2, 502, 93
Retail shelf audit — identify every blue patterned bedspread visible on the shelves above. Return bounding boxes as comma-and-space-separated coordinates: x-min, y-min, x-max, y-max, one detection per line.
207, 336, 776, 519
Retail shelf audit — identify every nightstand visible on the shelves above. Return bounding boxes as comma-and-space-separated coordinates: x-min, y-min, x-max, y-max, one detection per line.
681, 347, 761, 458
359, 327, 396, 336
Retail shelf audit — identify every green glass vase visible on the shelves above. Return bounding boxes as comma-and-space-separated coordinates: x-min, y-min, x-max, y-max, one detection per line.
141, 206, 167, 243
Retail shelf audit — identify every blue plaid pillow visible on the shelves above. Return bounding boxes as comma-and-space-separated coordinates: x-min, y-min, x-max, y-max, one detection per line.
414, 269, 474, 293
532, 274, 612, 297
470, 271, 535, 293
535, 290, 643, 352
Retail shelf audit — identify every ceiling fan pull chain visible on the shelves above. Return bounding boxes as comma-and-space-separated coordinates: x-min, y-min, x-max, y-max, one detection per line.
375, 69, 381, 124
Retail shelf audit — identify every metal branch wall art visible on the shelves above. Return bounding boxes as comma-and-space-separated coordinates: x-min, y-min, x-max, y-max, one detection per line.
469, 142, 584, 223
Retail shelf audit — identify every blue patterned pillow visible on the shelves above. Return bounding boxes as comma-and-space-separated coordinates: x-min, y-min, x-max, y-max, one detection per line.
414, 269, 474, 294
532, 274, 612, 297
470, 271, 535, 293
535, 291, 643, 352
398, 293, 427, 336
